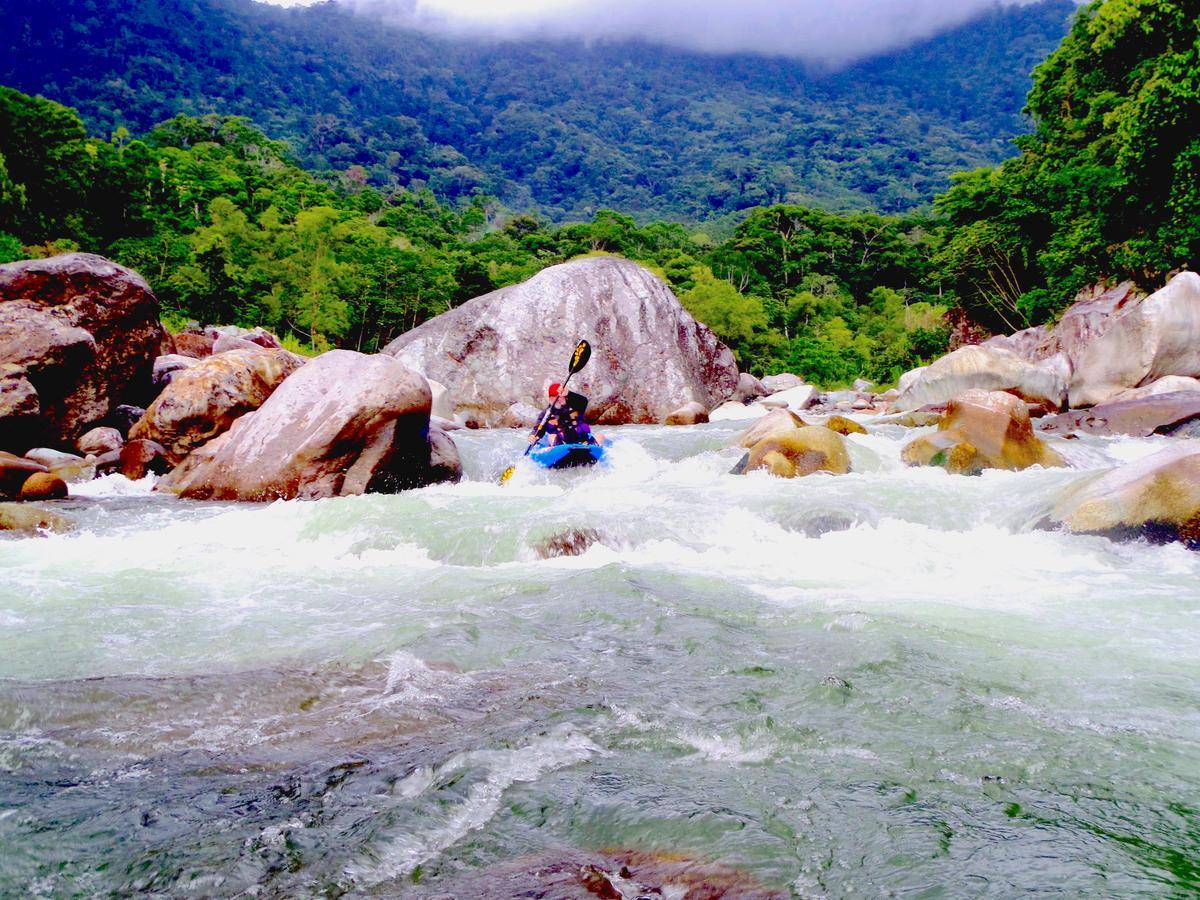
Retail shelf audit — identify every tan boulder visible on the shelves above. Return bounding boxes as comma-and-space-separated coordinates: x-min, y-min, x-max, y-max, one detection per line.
500, 401, 542, 429
735, 408, 804, 448
158, 350, 459, 500
892, 345, 1066, 414
17, 472, 68, 500
744, 425, 851, 478
0, 502, 72, 534
1069, 272, 1200, 407
1050, 441, 1200, 546
131, 347, 304, 464
902, 389, 1064, 475
0, 452, 48, 499
822, 415, 867, 436
23, 448, 94, 484
664, 401, 709, 425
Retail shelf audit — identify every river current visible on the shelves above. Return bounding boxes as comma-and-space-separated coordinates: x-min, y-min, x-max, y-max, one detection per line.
1, 421, 1198, 897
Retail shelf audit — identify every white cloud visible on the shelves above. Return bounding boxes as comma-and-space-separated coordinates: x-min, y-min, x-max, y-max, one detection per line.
257, 0, 1054, 64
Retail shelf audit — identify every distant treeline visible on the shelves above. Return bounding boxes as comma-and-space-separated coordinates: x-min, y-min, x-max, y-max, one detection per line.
1, 0, 1074, 224
0, 0, 1196, 386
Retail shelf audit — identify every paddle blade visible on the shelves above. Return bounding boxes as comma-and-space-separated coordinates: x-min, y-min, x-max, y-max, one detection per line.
569, 339, 591, 374
499, 465, 516, 484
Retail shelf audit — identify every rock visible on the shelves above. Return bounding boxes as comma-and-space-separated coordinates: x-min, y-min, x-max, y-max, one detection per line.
760, 372, 804, 393
1038, 391, 1200, 438
0, 502, 72, 534
22, 448, 93, 483
1107, 375, 1200, 403
879, 388, 900, 402
91, 448, 123, 476
152, 354, 201, 389
425, 425, 463, 485
852, 378, 874, 392
1069, 272, 1200, 407
212, 333, 261, 354
118, 439, 170, 480
743, 425, 851, 478
897, 366, 927, 394
769, 384, 819, 411
1049, 441, 1200, 546
17, 472, 68, 500
242, 327, 283, 350
427, 378, 453, 420
708, 400, 769, 422
110, 404, 146, 437
131, 347, 305, 464
1048, 280, 1141, 372
430, 415, 462, 431
159, 350, 457, 500
0, 253, 165, 453
173, 332, 215, 358
77, 426, 124, 456
500, 401, 542, 429
731, 372, 769, 403
823, 415, 868, 436
736, 408, 805, 448
902, 389, 1064, 474
851, 397, 873, 411
664, 401, 708, 425
892, 345, 1066, 414
382, 256, 738, 425
979, 324, 1055, 362
535, 527, 605, 558
0, 452, 49, 499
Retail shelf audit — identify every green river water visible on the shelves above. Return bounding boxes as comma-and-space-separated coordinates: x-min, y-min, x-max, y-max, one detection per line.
1, 422, 1198, 897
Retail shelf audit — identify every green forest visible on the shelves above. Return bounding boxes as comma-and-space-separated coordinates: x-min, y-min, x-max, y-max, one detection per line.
1, 0, 1073, 223
1, 0, 1197, 386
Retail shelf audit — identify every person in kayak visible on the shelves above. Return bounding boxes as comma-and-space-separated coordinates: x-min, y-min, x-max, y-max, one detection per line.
531, 382, 598, 447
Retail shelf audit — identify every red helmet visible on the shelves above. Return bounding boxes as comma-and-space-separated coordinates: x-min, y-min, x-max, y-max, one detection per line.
548, 382, 561, 399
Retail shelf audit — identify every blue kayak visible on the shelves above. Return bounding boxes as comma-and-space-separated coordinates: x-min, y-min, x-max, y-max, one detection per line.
529, 442, 607, 470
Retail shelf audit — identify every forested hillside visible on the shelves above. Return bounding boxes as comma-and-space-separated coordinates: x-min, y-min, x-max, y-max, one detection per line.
1, 0, 1072, 223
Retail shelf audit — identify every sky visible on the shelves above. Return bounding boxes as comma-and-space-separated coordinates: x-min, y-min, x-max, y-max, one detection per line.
256, 0, 1050, 65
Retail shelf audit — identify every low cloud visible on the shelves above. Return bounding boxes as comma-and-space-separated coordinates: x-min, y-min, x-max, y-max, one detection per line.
339, 0, 1051, 65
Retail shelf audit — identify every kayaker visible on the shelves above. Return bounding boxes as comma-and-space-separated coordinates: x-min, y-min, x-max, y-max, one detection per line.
531, 382, 594, 447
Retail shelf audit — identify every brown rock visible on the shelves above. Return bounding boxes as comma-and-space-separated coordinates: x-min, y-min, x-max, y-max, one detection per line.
119, 439, 170, 480
78, 426, 124, 456
383, 256, 738, 425
212, 333, 261, 354
158, 350, 458, 500
731, 371, 769, 403
131, 348, 305, 464
0, 253, 165, 453
664, 401, 709, 425
823, 414, 868, 436
902, 389, 1064, 474
17, 472, 68, 500
0, 452, 49, 499
535, 527, 604, 558
744, 425, 851, 477
173, 332, 215, 358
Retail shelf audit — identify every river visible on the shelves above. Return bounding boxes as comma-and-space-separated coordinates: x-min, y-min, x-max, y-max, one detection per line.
2, 421, 1198, 897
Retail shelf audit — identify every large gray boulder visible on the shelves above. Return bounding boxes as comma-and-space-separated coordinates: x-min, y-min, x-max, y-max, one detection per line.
382, 256, 738, 425
0, 253, 166, 453
892, 345, 1066, 413
1069, 272, 1200, 407
158, 350, 459, 500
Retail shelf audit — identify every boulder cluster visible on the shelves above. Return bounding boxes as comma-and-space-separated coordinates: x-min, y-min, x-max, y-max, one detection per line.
5, 250, 1200, 550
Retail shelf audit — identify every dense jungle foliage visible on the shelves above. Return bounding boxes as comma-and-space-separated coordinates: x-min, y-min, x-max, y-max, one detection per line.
1, 0, 1196, 387
1, 0, 1073, 224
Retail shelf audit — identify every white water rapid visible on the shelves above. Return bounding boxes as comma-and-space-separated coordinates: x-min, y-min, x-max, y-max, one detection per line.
2, 420, 1198, 896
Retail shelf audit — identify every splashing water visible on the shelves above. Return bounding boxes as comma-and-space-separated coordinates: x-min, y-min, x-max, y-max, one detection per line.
2, 422, 1198, 896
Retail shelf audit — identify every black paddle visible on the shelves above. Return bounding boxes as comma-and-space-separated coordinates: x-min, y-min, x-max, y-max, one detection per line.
500, 339, 592, 483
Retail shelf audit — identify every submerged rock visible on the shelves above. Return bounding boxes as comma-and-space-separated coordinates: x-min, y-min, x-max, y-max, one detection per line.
0, 253, 165, 453
159, 350, 459, 500
743, 425, 851, 478
1049, 441, 1200, 547
535, 527, 605, 558
902, 389, 1064, 475
383, 256, 738, 425
0, 502, 72, 534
